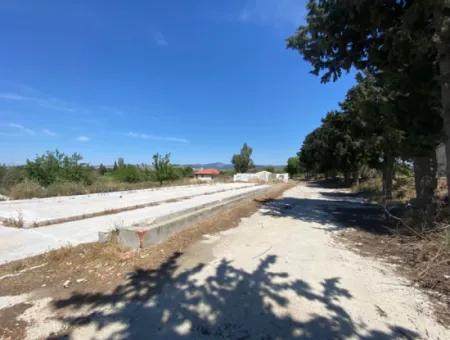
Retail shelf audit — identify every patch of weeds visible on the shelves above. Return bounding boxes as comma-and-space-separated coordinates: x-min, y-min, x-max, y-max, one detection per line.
3, 211, 24, 228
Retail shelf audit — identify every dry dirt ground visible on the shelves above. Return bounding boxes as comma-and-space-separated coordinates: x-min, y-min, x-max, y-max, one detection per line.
0, 182, 449, 339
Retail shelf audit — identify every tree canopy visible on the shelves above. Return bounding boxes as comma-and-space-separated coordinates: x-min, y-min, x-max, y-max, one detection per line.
288, 0, 449, 216
231, 143, 254, 173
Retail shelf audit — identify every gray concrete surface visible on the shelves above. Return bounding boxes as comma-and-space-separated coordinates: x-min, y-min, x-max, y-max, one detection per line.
0, 183, 255, 227
0, 184, 268, 264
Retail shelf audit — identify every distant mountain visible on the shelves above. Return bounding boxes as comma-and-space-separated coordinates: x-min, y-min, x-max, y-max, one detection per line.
183, 162, 233, 170
182, 162, 285, 171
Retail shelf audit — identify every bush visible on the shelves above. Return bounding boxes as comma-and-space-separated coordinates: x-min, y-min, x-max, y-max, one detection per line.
0, 166, 25, 192
112, 165, 144, 183
352, 177, 382, 196
25, 150, 92, 186
9, 179, 45, 199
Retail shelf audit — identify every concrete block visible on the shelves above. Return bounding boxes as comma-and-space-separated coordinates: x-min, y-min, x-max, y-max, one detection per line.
117, 186, 270, 249
98, 231, 113, 243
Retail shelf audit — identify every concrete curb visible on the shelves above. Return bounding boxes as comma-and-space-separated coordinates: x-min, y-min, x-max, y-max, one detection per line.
114, 186, 271, 249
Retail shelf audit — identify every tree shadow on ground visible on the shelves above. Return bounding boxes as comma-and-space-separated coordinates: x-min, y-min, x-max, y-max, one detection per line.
261, 182, 390, 235
52, 253, 417, 339
306, 180, 348, 189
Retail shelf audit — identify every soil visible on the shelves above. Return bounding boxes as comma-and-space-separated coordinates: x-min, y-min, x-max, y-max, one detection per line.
336, 227, 450, 325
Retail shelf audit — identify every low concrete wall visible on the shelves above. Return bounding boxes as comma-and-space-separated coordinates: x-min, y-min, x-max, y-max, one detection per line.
115, 186, 270, 249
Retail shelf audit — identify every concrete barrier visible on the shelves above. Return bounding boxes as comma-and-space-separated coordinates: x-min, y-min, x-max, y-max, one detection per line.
114, 186, 270, 249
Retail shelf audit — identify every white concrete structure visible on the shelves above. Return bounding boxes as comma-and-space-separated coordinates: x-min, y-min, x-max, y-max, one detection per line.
273, 173, 289, 183
233, 171, 289, 183
0, 183, 268, 263
0, 182, 254, 227
233, 171, 270, 183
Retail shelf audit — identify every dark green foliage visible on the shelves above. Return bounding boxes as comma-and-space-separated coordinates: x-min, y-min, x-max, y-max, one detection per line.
231, 143, 254, 173
112, 164, 144, 183
25, 150, 93, 186
299, 108, 368, 183
98, 164, 108, 176
288, 0, 446, 203
285, 157, 303, 178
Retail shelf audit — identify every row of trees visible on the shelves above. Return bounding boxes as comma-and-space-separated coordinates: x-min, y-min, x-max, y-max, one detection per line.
287, 0, 450, 222
22, 150, 193, 187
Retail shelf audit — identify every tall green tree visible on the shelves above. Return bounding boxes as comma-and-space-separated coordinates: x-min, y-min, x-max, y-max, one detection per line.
285, 157, 303, 178
287, 0, 444, 206
152, 153, 173, 185
231, 143, 254, 173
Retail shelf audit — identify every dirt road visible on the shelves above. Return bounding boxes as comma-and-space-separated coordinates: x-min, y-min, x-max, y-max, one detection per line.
2, 182, 449, 339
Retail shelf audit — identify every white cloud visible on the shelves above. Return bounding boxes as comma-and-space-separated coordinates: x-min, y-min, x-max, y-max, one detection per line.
77, 135, 90, 142
153, 32, 168, 47
0, 87, 150, 122
127, 131, 188, 143
0, 88, 78, 113
8, 122, 35, 135
0, 93, 29, 101
42, 128, 57, 136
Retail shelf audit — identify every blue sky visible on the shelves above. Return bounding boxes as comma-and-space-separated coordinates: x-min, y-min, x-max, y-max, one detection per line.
0, 0, 355, 165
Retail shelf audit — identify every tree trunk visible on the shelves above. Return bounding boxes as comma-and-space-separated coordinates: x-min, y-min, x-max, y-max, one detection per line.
434, 5, 450, 207
343, 172, 350, 186
382, 153, 394, 200
353, 167, 360, 186
413, 152, 438, 230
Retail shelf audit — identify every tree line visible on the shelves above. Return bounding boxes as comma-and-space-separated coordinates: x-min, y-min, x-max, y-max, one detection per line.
0, 150, 194, 199
286, 0, 450, 223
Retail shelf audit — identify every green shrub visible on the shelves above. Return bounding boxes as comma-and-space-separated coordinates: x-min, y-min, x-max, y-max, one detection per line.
25, 150, 92, 186
112, 165, 143, 183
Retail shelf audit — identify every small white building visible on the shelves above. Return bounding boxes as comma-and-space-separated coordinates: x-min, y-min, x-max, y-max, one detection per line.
193, 168, 220, 182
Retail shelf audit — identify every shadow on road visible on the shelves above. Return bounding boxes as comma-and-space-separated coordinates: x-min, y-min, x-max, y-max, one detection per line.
52, 252, 416, 339
261, 182, 390, 235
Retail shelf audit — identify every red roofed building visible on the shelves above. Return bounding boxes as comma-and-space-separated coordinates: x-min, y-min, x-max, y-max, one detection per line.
193, 168, 220, 181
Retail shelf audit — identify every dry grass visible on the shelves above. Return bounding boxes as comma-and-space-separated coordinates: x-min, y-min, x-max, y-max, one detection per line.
345, 176, 450, 324
7, 177, 208, 200
351, 175, 416, 203
1, 211, 24, 228
8, 179, 45, 199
